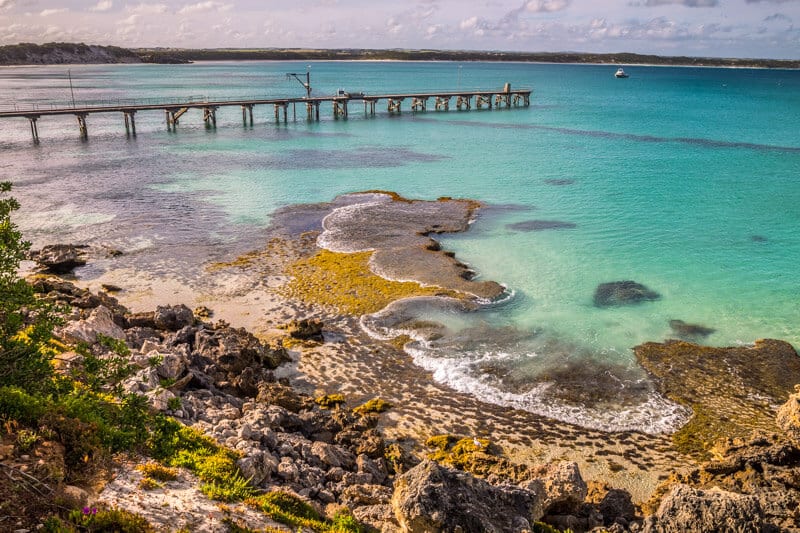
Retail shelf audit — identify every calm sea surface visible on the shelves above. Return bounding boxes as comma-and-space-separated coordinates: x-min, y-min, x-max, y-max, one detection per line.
2, 61, 799, 431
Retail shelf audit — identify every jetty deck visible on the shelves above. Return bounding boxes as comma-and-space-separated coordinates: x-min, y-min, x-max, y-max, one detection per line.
0, 85, 532, 143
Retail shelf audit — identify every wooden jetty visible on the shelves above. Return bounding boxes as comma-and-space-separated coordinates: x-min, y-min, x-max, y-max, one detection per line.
0, 84, 531, 144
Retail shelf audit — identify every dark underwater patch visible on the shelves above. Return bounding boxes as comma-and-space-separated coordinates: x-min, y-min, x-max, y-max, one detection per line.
507, 220, 576, 232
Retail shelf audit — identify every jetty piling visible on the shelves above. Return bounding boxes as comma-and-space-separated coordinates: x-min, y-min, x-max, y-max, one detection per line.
27, 116, 40, 144
0, 83, 532, 143
123, 111, 137, 136
75, 113, 88, 140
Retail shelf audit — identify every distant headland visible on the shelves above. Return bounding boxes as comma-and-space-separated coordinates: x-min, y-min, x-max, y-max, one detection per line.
1, 41, 798, 69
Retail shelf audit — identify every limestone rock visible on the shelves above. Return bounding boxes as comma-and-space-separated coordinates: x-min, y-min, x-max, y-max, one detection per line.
237, 450, 278, 486
594, 280, 660, 307
599, 488, 636, 526
392, 460, 540, 533
153, 304, 195, 331
776, 385, 800, 443
58, 485, 89, 508
31, 244, 87, 274
155, 352, 186, 381
308, 441, 355, 469
643, 484, 763, 533
257, 382, 305, 413
286, 318, 324, 341
526, 461, 588, 515
58, 305, 125, 344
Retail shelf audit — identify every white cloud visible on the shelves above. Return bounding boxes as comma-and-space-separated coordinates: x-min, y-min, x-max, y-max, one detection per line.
0, 0, 15, 9
525, 0, 570, 12
177, 1, 232, 15
118, 13, 139, 25
40, 8, 68, 16
763, 12, 791, 22
460, 16, 479, 30
127, 3, 167, 15
639, 0, 719, 6
386, 17, 402, 34
89, 0, 113, 12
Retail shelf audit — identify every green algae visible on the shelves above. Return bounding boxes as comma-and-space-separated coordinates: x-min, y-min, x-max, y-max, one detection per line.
352, 398, 393, 416
424, 434, 528, 482
281, 249, 460, 316
315, 393, 346, 409
635, 339, 800, 459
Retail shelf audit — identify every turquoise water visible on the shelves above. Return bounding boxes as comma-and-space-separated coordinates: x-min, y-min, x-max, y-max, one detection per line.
2, 61, 799, 431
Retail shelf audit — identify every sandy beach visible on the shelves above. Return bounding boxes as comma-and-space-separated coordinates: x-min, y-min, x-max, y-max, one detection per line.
76, 197, 696, 505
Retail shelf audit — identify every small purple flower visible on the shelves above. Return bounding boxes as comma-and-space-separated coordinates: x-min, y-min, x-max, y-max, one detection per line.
82, 507, 90, 515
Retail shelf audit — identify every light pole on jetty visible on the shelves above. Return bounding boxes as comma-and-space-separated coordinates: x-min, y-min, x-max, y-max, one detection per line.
287, 66, 312, 98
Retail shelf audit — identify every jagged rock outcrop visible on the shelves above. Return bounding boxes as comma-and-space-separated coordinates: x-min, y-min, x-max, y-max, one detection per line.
286, 318, 324, 341
392, 460, 541, 532
643, 484, 764, 533
58, 305, 126, 344
29, 244, 87, 274
777, 385, 800, 443
153, 304, 195, 331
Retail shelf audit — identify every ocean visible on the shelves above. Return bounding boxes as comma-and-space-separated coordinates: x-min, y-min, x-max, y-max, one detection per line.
2, 60, 798, 433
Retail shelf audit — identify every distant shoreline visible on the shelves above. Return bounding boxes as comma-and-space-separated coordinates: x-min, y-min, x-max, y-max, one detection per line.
1, 42, 798, 69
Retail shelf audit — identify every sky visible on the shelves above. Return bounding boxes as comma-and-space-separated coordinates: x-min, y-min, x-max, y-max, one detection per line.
0, 0, 798, 59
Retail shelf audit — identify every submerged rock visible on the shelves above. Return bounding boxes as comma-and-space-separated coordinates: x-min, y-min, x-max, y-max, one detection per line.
30, 244, 87, 274
392, 460, 540, 533
593, 280, 660, 307
506, 220, 577, 232
668, 319, 715, 340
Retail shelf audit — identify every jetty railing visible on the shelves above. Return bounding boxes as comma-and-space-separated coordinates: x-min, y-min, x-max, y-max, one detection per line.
0, 84, 532, 144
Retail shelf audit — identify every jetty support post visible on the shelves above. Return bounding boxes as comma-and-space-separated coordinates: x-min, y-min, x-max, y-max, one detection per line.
123, 111, 137, 136
75, 113, 88, 140
305, 101, 320, 121
273, 103, 288, 123
241, 104, 254, 126
333, 100, 348, 119
27, 116, 40, 144
387, 98, 403, 114
202, 106, 217, 128
411, 97, 427, 112
456, 95, 472, 111
165, 108, 181, 131
435, 96, 450, 111
363, 99, 376, 115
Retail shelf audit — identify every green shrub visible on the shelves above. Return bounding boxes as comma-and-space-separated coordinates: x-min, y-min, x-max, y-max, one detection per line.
0, 386, 47, 425
0, 182, 60, 394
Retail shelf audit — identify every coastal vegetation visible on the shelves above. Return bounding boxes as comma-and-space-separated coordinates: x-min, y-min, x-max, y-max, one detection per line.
0, 183, 364, 531
2, 42, 799, 68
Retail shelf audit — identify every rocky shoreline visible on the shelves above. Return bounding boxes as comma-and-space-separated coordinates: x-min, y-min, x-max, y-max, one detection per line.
5, 233, 800, 531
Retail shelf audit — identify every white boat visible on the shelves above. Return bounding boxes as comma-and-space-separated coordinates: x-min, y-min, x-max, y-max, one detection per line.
615, 67, 629, 78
